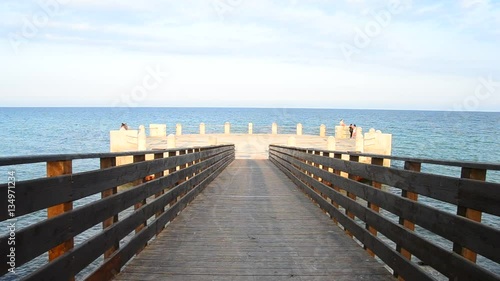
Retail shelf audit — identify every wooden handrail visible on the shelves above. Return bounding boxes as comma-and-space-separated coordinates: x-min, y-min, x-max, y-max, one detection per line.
269, 145, 500, 281
0, 145, 234, 280
271, 144, 500, 171
0, 145, 230, 166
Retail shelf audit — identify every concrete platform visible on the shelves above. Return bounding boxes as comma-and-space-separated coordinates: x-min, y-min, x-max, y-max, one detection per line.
148, 134, 356, 159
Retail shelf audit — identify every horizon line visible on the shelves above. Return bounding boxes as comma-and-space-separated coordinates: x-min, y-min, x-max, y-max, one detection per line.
0, 106, 499, 113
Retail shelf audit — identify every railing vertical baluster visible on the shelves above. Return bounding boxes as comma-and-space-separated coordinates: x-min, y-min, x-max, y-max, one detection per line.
47, 160, 74, 281
168, 150, 177, 205
178, 149, 187, 200
321, 151, 331, 201
154, 152, 165, 234
345, 155, 359, 237
364, 157, 384, 257
330, 153, 342, 225
100, 157, 119, 259
394, 160, 421, 279
195, 147, 202, 175
133, 154, 147, 253
452, 167, 486, 265
190, 148, 197, 179
313, 150, 322, 198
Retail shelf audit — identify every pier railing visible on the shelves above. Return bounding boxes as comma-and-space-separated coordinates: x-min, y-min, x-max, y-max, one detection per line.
0, 145, 234, 280
269, 145, 500, 281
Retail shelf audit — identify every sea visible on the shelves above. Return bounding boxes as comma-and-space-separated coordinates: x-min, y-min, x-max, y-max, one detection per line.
0, 107, 499, 280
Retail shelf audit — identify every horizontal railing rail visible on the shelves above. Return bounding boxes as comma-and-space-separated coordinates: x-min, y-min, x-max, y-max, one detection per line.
269, 145, 500, 281
0, 145, 235, 281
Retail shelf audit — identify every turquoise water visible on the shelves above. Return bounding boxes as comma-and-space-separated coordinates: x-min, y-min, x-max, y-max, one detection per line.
0, 107, 499, 279
1, 107, 498, 161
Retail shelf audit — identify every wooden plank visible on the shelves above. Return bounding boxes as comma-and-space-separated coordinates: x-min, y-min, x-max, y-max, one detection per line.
271, 154, 500, 281
0, 146, 233, 221
23, 151, 234, 281
269, 149, 500, 264
114, 159, 393, 281
270, 156, 430, 281
269, 146, 500, 216
86, 154, 233, 281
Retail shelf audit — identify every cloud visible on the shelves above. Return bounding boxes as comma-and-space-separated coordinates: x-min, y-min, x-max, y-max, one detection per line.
1, 0, 499, 110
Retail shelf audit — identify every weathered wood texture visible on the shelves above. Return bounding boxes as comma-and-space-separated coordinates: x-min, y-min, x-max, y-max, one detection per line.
0, 145, 234, 280
269, 145, 500, 281
113, 160, 394, 281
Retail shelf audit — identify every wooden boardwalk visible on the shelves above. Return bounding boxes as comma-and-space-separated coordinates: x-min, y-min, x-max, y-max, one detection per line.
114, 160, 394, 281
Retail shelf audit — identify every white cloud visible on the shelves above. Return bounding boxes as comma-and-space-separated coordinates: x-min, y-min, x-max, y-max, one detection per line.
1, 0, 499, 110
415, 3, 444, 14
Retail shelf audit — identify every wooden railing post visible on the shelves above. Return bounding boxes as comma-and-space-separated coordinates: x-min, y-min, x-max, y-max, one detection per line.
452, 167, 486, 264
153, 153, 165, 232
313, 151, 321, 181
394, 160, 421, 279
47, 160, 74, 281
321, 151, 332, 187
364, 157, 384, 257
182, 148, 188, 175
168, 150, 177, 205
100, 157, 119, 259
345, 155, 359, 237
133, 154, 147, 253
330, 153, 342, 225
177, 149, 188, 200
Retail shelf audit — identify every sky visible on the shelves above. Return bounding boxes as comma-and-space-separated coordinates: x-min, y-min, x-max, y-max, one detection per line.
0, 0, 499, 110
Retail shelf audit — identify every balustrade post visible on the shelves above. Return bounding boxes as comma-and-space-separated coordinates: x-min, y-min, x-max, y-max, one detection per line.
272, 122, 278, 134
199, 123, 206, 135
100, 157, 119, 259
296, 123, 303, 135
319, 124, 326, 137
176, 123, 182, 135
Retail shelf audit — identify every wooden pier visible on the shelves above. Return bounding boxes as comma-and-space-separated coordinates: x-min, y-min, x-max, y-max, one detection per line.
1, 144, 499, 281
114, 159, 392, 280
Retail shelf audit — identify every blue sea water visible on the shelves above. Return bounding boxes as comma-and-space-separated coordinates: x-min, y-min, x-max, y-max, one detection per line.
0, 107, 499, 279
